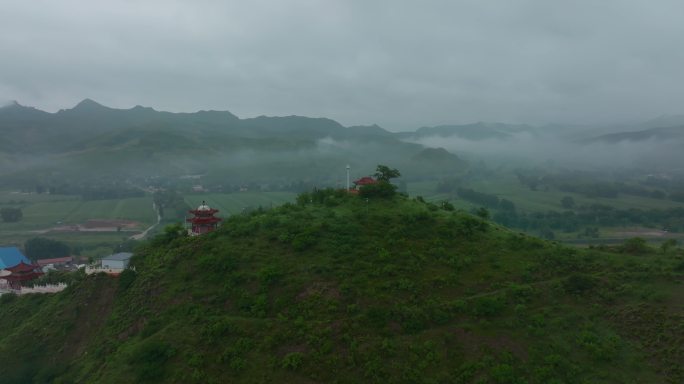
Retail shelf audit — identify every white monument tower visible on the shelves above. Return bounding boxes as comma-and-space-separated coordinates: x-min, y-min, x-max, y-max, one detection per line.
346, 164, 351, 191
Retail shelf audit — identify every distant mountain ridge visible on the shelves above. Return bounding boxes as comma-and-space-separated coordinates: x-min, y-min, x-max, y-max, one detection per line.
402, 122, 531, 141
0, 99, 466, 184
3, 99, 684, 183
582, 125, 684, 144
5, 99, 684, 147
0, 99, 395, 155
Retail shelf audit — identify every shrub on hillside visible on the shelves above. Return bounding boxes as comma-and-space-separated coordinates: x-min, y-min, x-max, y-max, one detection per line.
118, 269, 136, 291
128, 340, 175, 382
621, 237, 649, 254
563, 273, 596, 294
0, 207, 22, 222
359, 181, 397, 198
25, 237, 71, 260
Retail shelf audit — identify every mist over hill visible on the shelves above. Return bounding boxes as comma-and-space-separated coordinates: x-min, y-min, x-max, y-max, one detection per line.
2, 99, 684, 190
0, 100, 468, 187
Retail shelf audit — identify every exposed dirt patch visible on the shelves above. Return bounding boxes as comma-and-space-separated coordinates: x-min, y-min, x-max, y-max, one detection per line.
610, 227, 674, 238
83, 219, 140, 229
49, 219, 142, 233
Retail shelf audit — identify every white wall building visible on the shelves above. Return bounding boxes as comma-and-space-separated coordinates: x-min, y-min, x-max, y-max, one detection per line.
101, 252, 133, 270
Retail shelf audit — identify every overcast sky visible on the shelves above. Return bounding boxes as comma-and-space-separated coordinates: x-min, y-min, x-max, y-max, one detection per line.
1, 0, 684, 130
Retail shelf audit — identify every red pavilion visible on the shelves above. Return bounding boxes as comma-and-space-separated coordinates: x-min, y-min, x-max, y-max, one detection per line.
186, 201, 222, 235
2, 261, 43, 289
348, 176, 378, 194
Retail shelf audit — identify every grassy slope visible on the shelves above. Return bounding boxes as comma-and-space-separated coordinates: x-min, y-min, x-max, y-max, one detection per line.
1, 194, 683, 383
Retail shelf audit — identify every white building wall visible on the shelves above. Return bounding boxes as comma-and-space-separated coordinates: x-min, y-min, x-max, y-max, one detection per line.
101, 259, 128, 269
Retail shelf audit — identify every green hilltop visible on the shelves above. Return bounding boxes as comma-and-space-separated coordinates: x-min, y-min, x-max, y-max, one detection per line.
1, 191, 683, 383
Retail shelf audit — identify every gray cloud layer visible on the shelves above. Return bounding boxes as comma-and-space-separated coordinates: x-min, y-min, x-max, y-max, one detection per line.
2, 0, 684, 130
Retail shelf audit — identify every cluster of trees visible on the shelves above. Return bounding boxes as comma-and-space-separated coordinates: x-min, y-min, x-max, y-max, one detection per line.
557, 182, 620, 198
24, 237, 71, 260
491, 205, 684, 235
557, 181, 665, 200
435, 178, 463, 193
669, 191, 684, 203
516, 171, 674, 200
80, 186, 144, 200
297, 188, 350, 206
0, 207, 22, 222
358, 165, 402, 198
294, 165, 402, 201
516, 173, 540, 191
29, 182, 144, 200
153, 190, 190, 221
456, 188, 516, 212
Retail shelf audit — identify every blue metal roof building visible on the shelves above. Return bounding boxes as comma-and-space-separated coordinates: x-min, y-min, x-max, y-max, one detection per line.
0, 247, 31, 269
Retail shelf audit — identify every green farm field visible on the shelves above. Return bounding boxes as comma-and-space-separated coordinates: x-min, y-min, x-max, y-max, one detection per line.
407, 177, 684, 212
468, 174, 684, 212
0, 192, 156, 231
0, 191, 157, 251
407, 178, 684, 244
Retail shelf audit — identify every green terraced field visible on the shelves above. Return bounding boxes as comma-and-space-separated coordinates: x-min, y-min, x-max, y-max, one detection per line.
184, 192, 297, 216
407, 178, 684, 212
0, 191, 156, 233
468, 175, 684, 212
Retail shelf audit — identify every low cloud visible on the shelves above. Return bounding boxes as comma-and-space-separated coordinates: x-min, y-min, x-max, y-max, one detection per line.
2, 1, 684, 130
406, 133, 684, 172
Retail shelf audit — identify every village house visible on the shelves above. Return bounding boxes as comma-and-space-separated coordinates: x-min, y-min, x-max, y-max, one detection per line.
37, 256, 74, 271
86, 252, 134, 276
102, 252, 133, 270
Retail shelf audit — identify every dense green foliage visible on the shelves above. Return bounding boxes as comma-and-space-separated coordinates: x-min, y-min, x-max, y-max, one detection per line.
1, 193, 683, 383
24, 237, 71, 260
373, 165, 401, 182
153, 189, 190, 222
0, 207, 22, 222
443, 183, 684, 238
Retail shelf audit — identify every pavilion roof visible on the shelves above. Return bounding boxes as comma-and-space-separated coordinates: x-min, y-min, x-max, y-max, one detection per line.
6, 261, 41, 273
354, 176, 377, 186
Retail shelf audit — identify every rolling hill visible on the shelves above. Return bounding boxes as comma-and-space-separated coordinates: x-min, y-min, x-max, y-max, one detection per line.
1, 192, 682, 383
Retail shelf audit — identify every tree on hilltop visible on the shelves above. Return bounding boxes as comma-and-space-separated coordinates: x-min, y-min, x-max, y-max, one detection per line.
360, 165, 401, 198
374, 165, 401, 182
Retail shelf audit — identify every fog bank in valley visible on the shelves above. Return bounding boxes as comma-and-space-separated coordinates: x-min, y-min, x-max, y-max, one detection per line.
406, 132, 684, 173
